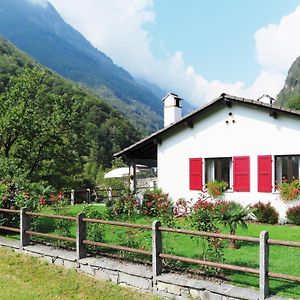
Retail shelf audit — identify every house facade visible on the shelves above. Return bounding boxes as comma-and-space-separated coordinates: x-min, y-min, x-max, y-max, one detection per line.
116, 93, 300, 222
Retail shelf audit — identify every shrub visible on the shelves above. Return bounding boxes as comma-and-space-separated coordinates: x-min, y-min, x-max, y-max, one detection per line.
106, 190, 138, 219
82, 205, 106, 243
188, 199, 224, 274
286, 205, 300, 225
141, 188, 173, 217
278, 179, 300, 202
252, 202, 279, 224
189, 199, 218, 232
0, 180, 40, 227
206, 180, 228, 198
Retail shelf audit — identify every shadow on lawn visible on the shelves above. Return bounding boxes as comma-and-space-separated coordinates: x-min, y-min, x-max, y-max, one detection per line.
269, 278, 300, 298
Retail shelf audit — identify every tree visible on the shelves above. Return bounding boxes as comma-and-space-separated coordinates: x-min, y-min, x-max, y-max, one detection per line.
0, 67, 86, 188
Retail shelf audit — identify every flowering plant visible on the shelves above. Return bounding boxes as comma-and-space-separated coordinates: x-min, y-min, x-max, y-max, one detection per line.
278, 179, 300, 202
141, 188, 172, 216
206, 180, 228, 197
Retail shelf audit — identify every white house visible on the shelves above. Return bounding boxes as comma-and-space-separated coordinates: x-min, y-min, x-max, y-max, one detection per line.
115, 93, 300, 222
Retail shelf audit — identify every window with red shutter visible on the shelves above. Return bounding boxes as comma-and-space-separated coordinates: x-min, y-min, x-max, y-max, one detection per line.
189, 158, 203, 190
233, 156, 250, 192
258, 155, 272, 192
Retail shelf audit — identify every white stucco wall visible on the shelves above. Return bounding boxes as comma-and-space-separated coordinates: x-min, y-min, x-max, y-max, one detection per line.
157, 103, 300, 222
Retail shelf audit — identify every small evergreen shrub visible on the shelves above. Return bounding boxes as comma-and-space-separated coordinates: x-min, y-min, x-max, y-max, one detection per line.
252, 202, 279, 224
286, 205, 300, 225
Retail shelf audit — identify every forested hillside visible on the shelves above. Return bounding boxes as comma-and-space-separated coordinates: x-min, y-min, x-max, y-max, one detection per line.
0, 0, 163, 133
0, 37, 141, 189
276, 57, 300, 110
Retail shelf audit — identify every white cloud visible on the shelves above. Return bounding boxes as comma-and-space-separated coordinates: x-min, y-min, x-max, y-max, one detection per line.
47, 1, 299, 106
255, 6, 300, 73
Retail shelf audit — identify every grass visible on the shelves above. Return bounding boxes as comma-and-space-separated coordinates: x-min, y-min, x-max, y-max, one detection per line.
0, 247, 160, 300
2, 203, 300, 298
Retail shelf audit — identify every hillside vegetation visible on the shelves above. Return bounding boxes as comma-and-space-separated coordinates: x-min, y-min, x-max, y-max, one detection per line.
0, 0, 163, 133
0, 37, 141, 189
276, 56, 300, 110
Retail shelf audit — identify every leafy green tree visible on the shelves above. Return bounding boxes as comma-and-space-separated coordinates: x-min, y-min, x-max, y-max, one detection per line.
0, 67, 86, 188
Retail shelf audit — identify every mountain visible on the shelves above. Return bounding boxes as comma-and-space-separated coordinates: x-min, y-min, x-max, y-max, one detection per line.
0, 37, 141, 188
276, 57, 300, 110
0, 0, 163, 133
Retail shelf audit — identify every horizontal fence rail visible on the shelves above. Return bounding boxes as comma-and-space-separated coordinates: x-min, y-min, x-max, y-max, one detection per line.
25, 211, 76, 221
0, 207, 299, 299
159, 226, 260, 243
159, 253, 259, 274
83, 239, 152, 256
0, 225, 20, 233
0, 208, 20, 233
0, 208, 20, 214
82, 217, 152, 230
268, 239, 300, 248
26, 230, 76, 243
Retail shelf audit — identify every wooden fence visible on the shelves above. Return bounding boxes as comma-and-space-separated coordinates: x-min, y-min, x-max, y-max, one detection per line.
0, 207, 300, 300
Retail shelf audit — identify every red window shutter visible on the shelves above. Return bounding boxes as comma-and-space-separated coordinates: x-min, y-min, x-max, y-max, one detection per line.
189, 158, 203, 190
258, 155, 272, 192
233, 156, 250, 192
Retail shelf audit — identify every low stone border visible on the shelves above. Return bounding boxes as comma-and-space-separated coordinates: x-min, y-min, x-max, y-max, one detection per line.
0, 237, 289, 300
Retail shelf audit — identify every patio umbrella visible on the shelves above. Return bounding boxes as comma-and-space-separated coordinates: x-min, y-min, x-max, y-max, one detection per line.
104, 167, 130, 179
104, 166, 144, 179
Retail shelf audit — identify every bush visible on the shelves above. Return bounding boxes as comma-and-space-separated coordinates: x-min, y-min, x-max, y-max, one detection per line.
82, 205, 106, 243
188, 199, 224, 274
106, 190, 138, 219
141, 188, 174, 226
278, 179, 300, 202
286, 205, 300, 225
141, 188, 173, 217
0, 180, 40, 227
252, 202, 279, 224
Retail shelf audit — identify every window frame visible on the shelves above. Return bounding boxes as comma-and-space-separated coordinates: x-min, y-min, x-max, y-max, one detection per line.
275, 155, 300, 187
204, 157, 232, 189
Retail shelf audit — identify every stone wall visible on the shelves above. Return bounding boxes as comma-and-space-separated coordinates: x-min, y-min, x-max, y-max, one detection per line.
0, 237, 285, 300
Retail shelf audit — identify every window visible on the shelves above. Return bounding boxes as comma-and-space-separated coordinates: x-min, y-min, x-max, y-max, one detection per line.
275, 155, 300, 185
205, 157, 231, 186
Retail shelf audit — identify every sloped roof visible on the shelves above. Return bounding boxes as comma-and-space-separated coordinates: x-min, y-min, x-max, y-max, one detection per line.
115, 93, 300, 160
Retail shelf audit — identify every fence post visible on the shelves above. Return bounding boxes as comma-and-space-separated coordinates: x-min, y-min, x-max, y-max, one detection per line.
259, 231, 269, 300
76, 213, 86, 262
71, 189, 75, 205
152, 220, 162, 281
86, 189, 91, 204
20, 208, 31, 248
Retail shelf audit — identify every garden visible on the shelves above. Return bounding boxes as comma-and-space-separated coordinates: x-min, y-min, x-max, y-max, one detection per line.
0, 179, 300, 299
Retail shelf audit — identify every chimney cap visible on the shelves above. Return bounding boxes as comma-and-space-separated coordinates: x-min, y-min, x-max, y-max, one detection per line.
162, 92, 183, 102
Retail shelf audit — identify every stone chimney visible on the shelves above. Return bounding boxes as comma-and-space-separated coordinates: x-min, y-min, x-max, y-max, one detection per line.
162, 92, 183, 127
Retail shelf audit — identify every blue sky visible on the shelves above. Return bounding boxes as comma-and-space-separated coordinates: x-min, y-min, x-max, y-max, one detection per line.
37, 0, 300, 105
149, 0, 300, 84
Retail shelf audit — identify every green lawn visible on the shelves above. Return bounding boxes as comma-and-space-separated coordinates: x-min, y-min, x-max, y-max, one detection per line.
0, 247, 160, 300
2, 204, 300, 298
